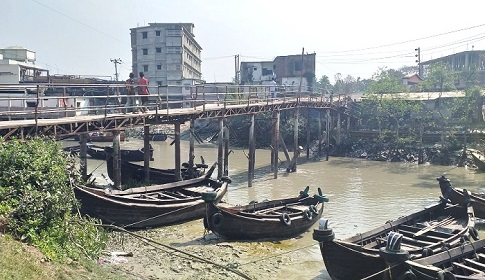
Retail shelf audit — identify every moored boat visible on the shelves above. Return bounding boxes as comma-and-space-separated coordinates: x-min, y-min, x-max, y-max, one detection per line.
400, 238, 485, 279
438, 175, 485, 219
106, 150, 209, 185
313, 200, 476, 280
74, 171, 230, 229
471, 151, 485, 171
203, 187, 327, 240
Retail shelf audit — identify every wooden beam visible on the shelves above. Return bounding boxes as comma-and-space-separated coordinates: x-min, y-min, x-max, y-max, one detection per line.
248, 114, 255, 187
143, 125, 150, 182
174, 123, 181, 181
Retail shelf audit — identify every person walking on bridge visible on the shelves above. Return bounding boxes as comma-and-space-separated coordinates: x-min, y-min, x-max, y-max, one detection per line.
137, 72, 150, 113
124, 72, 136, 113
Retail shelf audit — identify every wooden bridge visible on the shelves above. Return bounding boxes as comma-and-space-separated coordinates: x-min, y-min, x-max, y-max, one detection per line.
0, 83, 357, 187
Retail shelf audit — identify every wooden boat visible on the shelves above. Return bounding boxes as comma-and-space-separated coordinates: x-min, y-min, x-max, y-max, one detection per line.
149, 132, 168, 141
438, 175, 485, 219
313, 200, 476, 280
470, 151, 485, 171
400, 238, 485, 280
106, 153, 209, 185
74, 170, 230, 229
99, 145, 153, 162
203, 187, 328, 240
88, 131, 126, 142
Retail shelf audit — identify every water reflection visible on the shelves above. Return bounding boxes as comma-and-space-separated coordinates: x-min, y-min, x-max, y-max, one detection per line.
71, 138, 485, 274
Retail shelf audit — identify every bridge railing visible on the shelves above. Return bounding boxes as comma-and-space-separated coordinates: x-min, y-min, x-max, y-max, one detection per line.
0, 83, 342, 121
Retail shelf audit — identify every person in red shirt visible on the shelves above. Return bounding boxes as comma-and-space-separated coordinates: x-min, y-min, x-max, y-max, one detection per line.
137, 72, 150, 112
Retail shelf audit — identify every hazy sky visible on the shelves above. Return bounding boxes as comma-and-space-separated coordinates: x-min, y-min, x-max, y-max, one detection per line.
3, 0, 485, 83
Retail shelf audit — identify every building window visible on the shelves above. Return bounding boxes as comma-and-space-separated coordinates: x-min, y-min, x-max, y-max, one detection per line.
294, 61, 302, 71
156, 30, 161, 36
176, 65, 181, 70
157, 64, 162, 70
143, 65, 148, 72
142, 32, 147, 39
157, 81, 162, 86
142, 48, 148, 55
156, 47, 162, 53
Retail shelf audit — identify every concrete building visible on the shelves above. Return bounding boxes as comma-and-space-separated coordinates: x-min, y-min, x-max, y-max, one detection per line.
0, 46, 49, 84
240, 53, 316, 92
130, 23, 202, 90
421, 50, 485, 88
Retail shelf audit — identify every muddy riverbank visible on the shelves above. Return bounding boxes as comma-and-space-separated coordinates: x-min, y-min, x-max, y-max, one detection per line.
103, 217, 329, 280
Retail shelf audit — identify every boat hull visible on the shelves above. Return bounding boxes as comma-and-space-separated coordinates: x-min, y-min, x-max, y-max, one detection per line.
74, 177, 228, 229
204, 195, 324, 240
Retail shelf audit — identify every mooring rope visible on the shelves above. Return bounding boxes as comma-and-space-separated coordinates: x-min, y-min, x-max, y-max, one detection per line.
235, 243, 318, 267
101, 224, 253, 280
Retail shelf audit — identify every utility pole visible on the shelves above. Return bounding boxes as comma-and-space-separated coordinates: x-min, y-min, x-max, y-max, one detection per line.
234, 54, 240, 84
415, 48, 422, 77
110, 58, 122, 81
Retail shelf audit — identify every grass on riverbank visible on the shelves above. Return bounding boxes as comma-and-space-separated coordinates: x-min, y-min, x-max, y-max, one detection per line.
0, 234, 132, 280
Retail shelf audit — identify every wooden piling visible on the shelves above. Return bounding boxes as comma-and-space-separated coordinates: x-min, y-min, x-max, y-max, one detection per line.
174, 123, 181, 181
217, 117, 224, 178
143, 125, 150, 182
223, 126, 229, 176
248, 113, 255, 187
306, 109, 311, 159
80, 133, 88, 181
336, 112, 341, 145
189, 119, 195, 178
291, 108, 299, 172
326, 110, 331, 161
318, 111, 322, 157
273, 110, 280, 179
112, 130, 121, 188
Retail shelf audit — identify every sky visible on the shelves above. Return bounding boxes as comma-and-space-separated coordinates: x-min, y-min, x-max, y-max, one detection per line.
3, 0, 485, 83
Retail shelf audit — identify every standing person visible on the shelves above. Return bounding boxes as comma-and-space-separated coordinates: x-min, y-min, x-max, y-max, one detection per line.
269, 78, 277, 99
137, 72, 150, 112
124, 72, 136, 113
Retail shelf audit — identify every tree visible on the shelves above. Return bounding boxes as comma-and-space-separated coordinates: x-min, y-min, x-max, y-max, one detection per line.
419, 62, 457, 92
315, 75, 333, 94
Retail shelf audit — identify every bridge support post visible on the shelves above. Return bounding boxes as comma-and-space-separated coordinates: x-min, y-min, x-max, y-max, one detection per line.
112, 130, 121, 189
306, 109, 311, 159
174, 123, 181, 181
80, 134, 88, 182
326, 110, 331, 161
188, 119, 195, 178
272, 111, 280, 178
143, 125, 151, 182
224, 126, 229, 176
318, 111, 322, 157
288, 108, 299, 172
217, 117, 224, 179
336, 112, 341, 145
248, 113, 255, 187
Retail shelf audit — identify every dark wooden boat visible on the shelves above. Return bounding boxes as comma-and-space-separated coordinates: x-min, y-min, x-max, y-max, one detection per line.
471, 151, 485, 171
149, 132, 168, 141
438, 175, 485, 219
74, 172, 230, 229
203, 187, 327, 240
401, 238, 485, 280
313, 200, 476, 280
88, 131, 126, 142
100, 145, 153, 162
106, 153, 209, 185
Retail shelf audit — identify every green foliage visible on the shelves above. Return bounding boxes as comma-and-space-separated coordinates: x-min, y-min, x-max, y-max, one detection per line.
366, 67, 408, 94
419, 62, 457, 92
0, 138, 107, 262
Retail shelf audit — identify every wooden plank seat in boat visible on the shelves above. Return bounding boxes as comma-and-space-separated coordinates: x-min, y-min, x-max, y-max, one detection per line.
464, 258, 485, 270
453, 261, 484, 274
362, 237, 422, 250
398, 229, 450, 243
399, 224, 456, 238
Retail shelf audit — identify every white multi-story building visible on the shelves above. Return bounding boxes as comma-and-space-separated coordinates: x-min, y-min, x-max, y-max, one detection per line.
130, 23, 202, 91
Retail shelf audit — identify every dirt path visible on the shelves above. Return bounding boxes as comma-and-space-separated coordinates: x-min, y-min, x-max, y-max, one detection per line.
103, 219, 330, 280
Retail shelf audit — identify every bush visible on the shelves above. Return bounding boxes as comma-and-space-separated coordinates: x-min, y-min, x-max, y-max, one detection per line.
0, 137, 107, 261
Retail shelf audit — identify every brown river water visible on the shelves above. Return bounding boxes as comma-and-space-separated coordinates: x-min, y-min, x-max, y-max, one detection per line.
72, 138, 485, 279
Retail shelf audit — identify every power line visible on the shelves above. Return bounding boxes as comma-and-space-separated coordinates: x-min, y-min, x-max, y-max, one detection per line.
31, 0, 129, 45
315, 23, 485, 54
